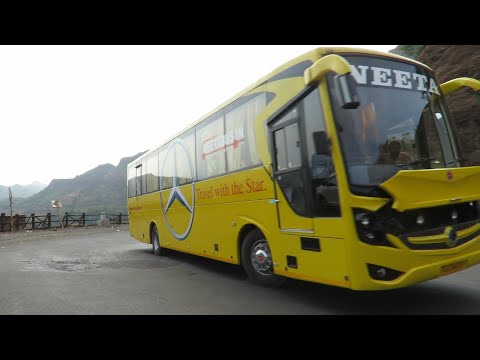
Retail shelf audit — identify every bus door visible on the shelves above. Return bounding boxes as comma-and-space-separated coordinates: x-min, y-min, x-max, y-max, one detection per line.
270, 88, 349, 284
271, 105, 313, 232
270, 88, 343, 234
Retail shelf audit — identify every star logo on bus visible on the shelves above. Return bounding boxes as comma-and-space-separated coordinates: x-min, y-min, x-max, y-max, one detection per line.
160, 138, 195, 241
445, 226, 458, 248
164, 175, 192, 216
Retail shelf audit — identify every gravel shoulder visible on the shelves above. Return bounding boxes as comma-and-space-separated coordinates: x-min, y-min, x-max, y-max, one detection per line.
0, 224, 130, 247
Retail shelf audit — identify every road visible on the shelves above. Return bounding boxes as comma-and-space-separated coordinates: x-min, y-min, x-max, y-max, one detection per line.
1, 227, 480, 314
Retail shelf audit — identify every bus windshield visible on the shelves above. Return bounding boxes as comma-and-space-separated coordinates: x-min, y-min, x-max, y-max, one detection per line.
328, 55, 460, 195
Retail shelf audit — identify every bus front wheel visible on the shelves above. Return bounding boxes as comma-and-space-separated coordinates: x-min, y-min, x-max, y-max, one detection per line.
151, 225, 167, 256
241, 229, 285, 287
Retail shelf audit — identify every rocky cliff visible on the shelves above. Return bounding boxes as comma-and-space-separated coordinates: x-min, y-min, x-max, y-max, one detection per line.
417, 46, 480, 166
389, 45, 425, 60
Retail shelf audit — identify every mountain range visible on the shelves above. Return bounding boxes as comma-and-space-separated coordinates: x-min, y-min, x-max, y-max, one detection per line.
0, 182, 47, 199
0, 152, 146, 215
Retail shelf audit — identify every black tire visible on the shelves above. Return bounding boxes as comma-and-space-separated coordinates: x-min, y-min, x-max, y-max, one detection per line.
151, 225, 167, 256
241, 229, 285, 287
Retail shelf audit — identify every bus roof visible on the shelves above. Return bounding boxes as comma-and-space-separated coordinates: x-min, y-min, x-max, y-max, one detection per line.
128, 46, 431, 166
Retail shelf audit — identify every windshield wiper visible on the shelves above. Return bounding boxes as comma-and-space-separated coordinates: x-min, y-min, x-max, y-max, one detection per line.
396, 158, 437, 167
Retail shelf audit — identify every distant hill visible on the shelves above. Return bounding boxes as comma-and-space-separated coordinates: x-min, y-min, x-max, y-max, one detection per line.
0, 152, 146, 215
0, 181, 47, 199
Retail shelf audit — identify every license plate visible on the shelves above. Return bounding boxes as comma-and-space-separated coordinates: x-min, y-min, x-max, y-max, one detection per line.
440, 260, 467, 276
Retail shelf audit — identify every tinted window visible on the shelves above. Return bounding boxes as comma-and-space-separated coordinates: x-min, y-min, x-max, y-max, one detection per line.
145, 151, 159, 193
274, 117, 302, 171
127, 165, 136, 198
275, 129, 287, 171
225, 93, 265, 172
196, 114, 226, 180
135, 164, 142, 196
285, 123, 301, 168
159, 144, 173, 189
177, 128, 196, 185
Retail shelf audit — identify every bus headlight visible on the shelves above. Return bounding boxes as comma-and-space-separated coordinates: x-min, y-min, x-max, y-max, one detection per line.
361, 215, 371, 227
354, 210, 390, 247
356, 213, 374, 229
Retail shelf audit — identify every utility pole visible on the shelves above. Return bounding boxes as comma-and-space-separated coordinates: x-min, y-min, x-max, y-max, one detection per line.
8, 187, 13, 232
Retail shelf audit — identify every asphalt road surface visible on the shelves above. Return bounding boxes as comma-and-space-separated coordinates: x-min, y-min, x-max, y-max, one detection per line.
1, 226, 480, 314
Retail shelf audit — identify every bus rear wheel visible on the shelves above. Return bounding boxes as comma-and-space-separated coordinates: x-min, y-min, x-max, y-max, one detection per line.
151, 225, 167, 256
241, 229, 285, 287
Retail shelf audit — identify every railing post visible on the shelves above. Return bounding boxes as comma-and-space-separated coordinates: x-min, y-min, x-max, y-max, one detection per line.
82, 213, 85, 226
47, 213, 51, 229
64, 212, 69, 227
118, 213, 122, 225
31, 213, 35, 230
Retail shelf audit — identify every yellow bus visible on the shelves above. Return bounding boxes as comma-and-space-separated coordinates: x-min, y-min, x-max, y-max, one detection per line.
127, 47, 480, 291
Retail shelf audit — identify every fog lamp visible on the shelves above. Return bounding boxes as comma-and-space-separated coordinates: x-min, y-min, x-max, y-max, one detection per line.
451, 210, 458, 220
416, 215, 425, 225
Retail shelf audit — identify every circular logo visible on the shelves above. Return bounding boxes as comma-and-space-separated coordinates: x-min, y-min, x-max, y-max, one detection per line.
160, 138, 195, 241
445, 227, 458, 248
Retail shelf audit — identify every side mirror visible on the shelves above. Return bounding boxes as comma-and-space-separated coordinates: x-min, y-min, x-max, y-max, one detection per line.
334, 74, 360, 109
304, 54, 352, 85
440, 77, 480, 96
313, 131, 330, 155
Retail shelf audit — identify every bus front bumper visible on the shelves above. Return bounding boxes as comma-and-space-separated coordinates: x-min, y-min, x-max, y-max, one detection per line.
352, 246, 480, 291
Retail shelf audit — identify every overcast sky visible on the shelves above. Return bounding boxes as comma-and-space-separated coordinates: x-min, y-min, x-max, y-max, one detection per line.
0, 45, 396, 186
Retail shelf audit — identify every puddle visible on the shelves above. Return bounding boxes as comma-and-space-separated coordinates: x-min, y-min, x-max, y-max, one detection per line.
47, 259, 102, 272
19, 257, 178, 272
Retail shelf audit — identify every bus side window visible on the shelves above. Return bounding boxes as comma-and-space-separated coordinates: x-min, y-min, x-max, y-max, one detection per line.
127, 166, 136, 198
135, 164, 142, 196
273, 108, 309, 216
196, 114, 226, 180
226, 93, 265, 172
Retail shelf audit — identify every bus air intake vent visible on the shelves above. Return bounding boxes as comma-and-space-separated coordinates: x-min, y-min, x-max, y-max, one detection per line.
287, 256, 298, 269
301, 237, 321, 252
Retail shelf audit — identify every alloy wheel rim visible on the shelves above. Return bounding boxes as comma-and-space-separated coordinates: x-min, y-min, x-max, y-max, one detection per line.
250, 240, 273, 275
